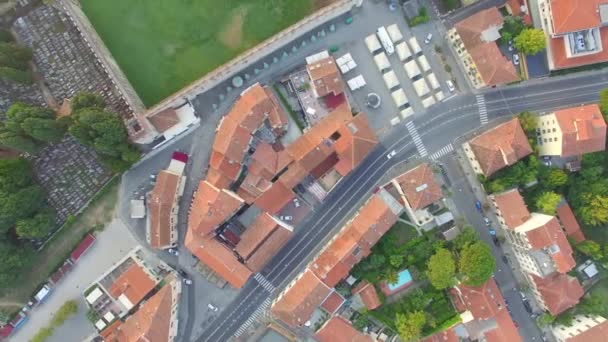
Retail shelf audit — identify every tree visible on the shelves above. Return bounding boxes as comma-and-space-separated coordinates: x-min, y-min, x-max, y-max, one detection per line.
514, 28, 546, 55
501, 16, 526, 44
540, 168, 568, 188
426, 248, 456, 289
15, 208, 55, 239
370, 254, 386, 267
517, 111, 538, 133
384, 268, 399, 284
389, 254, 403, 268
441, 0, 459, 11
0, 29, 13, 43
0, 157, 33, 192
578, 294, 608, 317
452, 226, 479, 250
396, 311, 426, 341
555, 310, 574, 327
0, 131, 37, 154
0, 66, 32, 84
600, 88, 608, 120
459, 242, 496, 286
577, 193, 608, 226
0, 185, 47, 231
575, 240, 604, 261
0, 241, 32, 287
535, 191, 561, 215
70, 92, 106, 112
0, 42, 32, 71
21, 118, 65, 142
537, 313, 555, 327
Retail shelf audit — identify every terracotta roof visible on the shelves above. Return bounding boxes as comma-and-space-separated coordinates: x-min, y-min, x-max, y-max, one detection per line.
549, 27, 608, 69
187, 181, 244, 237
454, 7, 518, 86
549, 0, 604, 34
333, 113, 379, 176
564, 318, 608, 342
457, 278, 505, 320
102, 277, 176, 342
320, 291, 345, 314
530, 273, 584, 315
524, 216, 576, 273
271, 269, 331, 327
108, 263, 156, 307
212, 116, 251, 166
468, 118, 533, 177
100, 321, 122, 341
235, 213, 282, 259
351, 281, 381, 310
491, 189, 531, 229
556, 203, 586, 243
314, 316, 374, 342
554, 104, 607, 157
278, 163, 309, 189
484, 309, 522, 342
239, 143, 293, 202
310, 194, 399, 287
148, 108, 180, 133
184, 229, 252, 288
205, 167, 233, 189
422, 327, 459, 342
245, 225, 292, 272
148, 170, 180, 249
253, 181, 295, 214
394, 163, 443, 210
307, 56, 344, 97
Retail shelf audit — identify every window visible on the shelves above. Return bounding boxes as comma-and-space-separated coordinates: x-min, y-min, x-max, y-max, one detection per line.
544, 138, 548, 143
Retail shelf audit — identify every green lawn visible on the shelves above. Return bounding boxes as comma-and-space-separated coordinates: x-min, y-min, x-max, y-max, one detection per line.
81, 0, 318, 106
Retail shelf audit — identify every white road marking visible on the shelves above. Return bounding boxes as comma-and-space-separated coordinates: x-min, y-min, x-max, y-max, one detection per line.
429, 143, 454, 160
406, 121, 428, 157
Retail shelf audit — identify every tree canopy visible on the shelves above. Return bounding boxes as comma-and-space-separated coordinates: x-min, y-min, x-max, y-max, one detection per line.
0, 103, 65, 152
0, 241, 32, 287
600, 88, 608, 121
459, 242, 496, 286
396, 311, 426, 341
517, 111, 538, 133
568, 153, 608, 226
452, 225, 479, 251
426, 248, 456, 289
70, 92, 106, 112
500, 16, 526, 44
0, 41, 32, 84
514, 28, 546, 55
15, 209, 55, 239
535, 191, 562, 215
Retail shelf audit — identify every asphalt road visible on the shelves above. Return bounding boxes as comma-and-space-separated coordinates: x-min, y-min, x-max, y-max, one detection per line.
444, 0, 507, 26
197, 70, 608, 342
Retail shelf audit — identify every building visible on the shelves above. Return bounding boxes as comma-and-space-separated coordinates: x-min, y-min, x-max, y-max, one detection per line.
448, 7, 519, 88
463, 118, 533, 177
306, 54, 344, 98
99, 275, 181, 342
552, 315, 608, 342
314, 316, 374, 342
386, 163, 444, 226
489, 189, 583, 315
537, 0, 608, 70
451, 279, 522, 342
536, 104, 607, 158
351, 281, 381, 311
185, 82, 378, 288
271, 189, 402, 327
147, 153, 188, 249
556, 202, 586, 243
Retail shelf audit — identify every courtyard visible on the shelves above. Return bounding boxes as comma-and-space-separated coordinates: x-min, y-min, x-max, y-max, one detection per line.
81, 0, 330, 106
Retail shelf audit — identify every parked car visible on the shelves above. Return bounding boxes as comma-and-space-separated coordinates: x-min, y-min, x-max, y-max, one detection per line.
501, 255, 509, 264
208, 303, 219, 312
513, 54, 520, 65
523, 300, 533, 314
280, 215, 293, 221
387, 150, 397, 159
475, 201, 482, 212
483, 217, 491, 226
492, 236, 500, 246
178, 269, 192, 285
293, 198, 300, 208
167, 248, 179, 256
424, 33, 433, 44
446, 80, 455, 92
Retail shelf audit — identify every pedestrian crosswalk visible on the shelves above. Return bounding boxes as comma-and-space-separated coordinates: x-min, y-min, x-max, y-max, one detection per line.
254, 273, 276, 293
405, 121, 428, 157
476, 94, 488, 125
429, 143, 454, 161
235, 297, 272, 337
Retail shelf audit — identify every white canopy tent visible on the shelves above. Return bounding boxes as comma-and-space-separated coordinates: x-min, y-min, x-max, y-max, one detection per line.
365, 34, 382, 53
408, 36, 422, 55
434, 91, 445, 102
413, 78, 431, 97
336, 53, 357, 74
347, 74, 366, 91
400, 107, 414, 119
374, 52, 391, 72
427, 73, 440, 89
305, 50, 330, 64
417, 55, 431, 72
387, 24, 404, 43
391, 88, 409, 107
404, 60, 421, 79
383, 70, 400, 90
422, 96, 437, 108
396, 42, 412, 61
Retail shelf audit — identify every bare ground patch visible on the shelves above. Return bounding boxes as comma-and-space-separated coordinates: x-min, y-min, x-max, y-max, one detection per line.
313, 0, 339, 10
218, 6, 248, 50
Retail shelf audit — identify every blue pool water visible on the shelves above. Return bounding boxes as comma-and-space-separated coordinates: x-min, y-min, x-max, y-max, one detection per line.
388, 269, 412, 291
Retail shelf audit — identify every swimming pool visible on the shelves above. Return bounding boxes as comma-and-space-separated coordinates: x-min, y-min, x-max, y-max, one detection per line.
388, 269, 412, 291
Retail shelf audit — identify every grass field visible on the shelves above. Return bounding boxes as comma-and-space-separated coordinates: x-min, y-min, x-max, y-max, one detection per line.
81, 0, 323, 106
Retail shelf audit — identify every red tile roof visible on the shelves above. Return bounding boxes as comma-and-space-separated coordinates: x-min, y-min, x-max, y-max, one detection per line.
468, 118, 533, 177
491, 189, 531, 229
245, 225, 293, 272
271, 269, 331, 327
484, 309, 522, 342
556, 203, 586, 243
108, 263, 156, 307
310, 194, 400, 287
351, 281, 381, 310
320, 291, 345, 314
422, 327, 459, 342
314, 316, 374, 342
549, 0, 604, 34
187, 181, 243, 237
530, 273, 584, 315
184, 229, 252, 288
525, 216, 576, 273
394, 163, 443, 210
235, 213, 283, 259
307, 57, 344, 98
549, 26, 608, 69
148, 108, 179, 133
554, 104, 607, 157
333, 113, 378, 176
253, 181, 295, 214
148, 170, 180, 249
564, 318, 608, 342
454, 7, 519, 86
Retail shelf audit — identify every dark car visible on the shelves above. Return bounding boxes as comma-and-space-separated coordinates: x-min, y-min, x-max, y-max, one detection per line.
523, 300, 533, 314
502, 255, 509, 264
492, 236, 500, 246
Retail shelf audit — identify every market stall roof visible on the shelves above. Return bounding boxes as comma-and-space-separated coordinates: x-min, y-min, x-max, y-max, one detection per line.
404, 60, 421, 79
391, 88, 409, 107
365, 34, 382, 53
374, 52, 391, 72
387, 24, 404, 43
396, 42, 411, 61
422, 96, 437, 108
413, 78, 431, 97
383, 70, 399, 90
427, 73, 440, 89
408, 36, 422, 55
418, 55, 431, 72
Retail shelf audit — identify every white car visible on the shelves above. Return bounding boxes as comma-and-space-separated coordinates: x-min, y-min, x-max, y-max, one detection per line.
386, 150, 397, 159
513, 54, 520, 65
208, 304, 219, 312
183, 278, 193, 285
293, 198, 300, 208
424, 33, 433, 44
167, 248, 179, 256
483, 217, 491, 226
446, 80, 455, 93
280, 215, 293, 221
